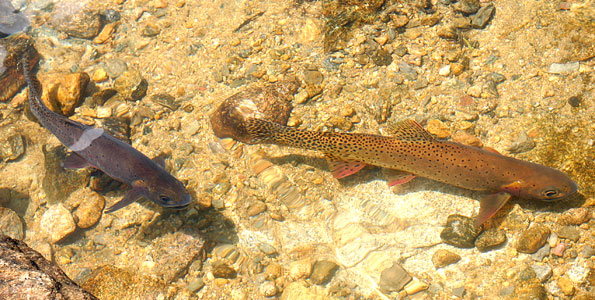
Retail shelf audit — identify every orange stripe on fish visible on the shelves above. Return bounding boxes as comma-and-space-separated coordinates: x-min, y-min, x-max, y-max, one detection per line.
244, 118, 578, 227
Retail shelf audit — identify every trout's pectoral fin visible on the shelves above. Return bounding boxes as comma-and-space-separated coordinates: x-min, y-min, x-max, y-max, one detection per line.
475, 192, 512, 228
104, 180, 148, 213
325, 153, 366, 179
62, 153, 91, 169
384, 169, 416, 187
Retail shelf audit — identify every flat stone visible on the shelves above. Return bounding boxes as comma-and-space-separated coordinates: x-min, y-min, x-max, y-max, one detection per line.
531, 244, 551, 261
516, 225, 551, 254
507, 131, 535, 154
40, 204, 76, 243
148, 227, 205, 282
50, 4, 102, 39
548, 62, 580, 74
514, 278, 546, 300
281, 281, 338, 300
475, 228, 507, 252
557, 226, 580, 242
440, 214, 479, 248
0, 235, 97, 299
0, 0, 29, 36
470, 4, 495, 29
432, 249, 461, 268
80, 265, 170, 299
378, 262, 412, 292
453, 0, 480, 14
42, 146, 91, 204
310, 260, 339, 285
0, 207, 24, 240
247, 201, 267, 217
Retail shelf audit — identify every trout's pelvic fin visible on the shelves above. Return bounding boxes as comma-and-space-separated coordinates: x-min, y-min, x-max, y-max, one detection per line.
388, 119, 435, 141
475, 192, 512, 228
62, 152, 92, 169
325, 153, 366, 179
384, 169, 416, 187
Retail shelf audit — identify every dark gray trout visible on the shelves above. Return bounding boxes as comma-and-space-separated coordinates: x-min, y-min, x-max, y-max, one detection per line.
22, 55, 191, 212
244, 118, 578, 227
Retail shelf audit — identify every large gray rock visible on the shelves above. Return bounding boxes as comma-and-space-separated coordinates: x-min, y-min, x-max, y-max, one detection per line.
0, 235, 98, 300
0, 0, 29, 37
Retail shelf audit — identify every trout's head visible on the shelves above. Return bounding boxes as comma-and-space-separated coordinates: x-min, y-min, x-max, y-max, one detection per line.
140, 175, 192, 210
513, 164, 578, 201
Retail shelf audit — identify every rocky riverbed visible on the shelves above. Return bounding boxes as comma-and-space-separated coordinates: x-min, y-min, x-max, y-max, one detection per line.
0, 0, 593, 299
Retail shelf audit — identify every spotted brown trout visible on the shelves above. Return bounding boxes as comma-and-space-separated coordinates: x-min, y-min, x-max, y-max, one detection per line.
21, 54, 191, 212
244, 118, 578, 226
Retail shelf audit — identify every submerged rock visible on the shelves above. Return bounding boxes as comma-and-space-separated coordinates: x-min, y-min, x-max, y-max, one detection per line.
516, 225, 551, 254
378, 262, 412, 293
0, 207, 24, 240
432, 249, 461, 268
211, 77, 299, 143
80, 265, 170, 299
38, 72, 90, 116
0, 134, 25, 162
440, 214, 480, 248
0, 35, 38, 102
475, 228, 507, 252
0, 0, 29, 37
310, 260, 339, 285
0, 235, 98, 299
40, 203, 76, 243
42, 145, 91, 204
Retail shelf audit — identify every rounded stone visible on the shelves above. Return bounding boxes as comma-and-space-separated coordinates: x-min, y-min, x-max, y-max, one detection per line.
474, 228, 507, 252
72, 189, 105, 229
260, 281, 277, 297
41, 204, 76, 243
113, 68, 148, 101
556, 226, 580, 242
440, 214, 479, 248
432, 249, 461, 268
516, 225, 551, 254
212, 262, 237, 279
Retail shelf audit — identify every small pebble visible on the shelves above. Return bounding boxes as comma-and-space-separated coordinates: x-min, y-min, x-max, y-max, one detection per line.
378, 262, 412, 292
91, 68, 108, 82
516, 224, 551, 254
371, 49, 393, 66
557, 276, 575, 296
187, 278, 205, 293
557, 226, 580, 242
0, 134, 25, 162
532, 263, 553, 283
258, 242, 277, 256
470, 4, 495, 28
440, 214, 479, 248
453, 0, 480, 14
288, 259, 312, 280
142, 23, 161, 37
531, 244, 551, 261
548, 62, 579, 74
260, 281, 277, 297
452, 286, 466, 298
581, 245, 594, 258
113, 68, 148, 101
403, 279, 428, 295
552, 243, 566, 256
474, 228, 506, 252
514, 279, 546, 299
310, 260, 339, 285
507, 131, 535, 154
567, 96, 581, 107
72, 189, 105, 229
212, 262, 237, 279
0, 207, 24, 240
432, 249, 461, 268
438, 65, 451, 76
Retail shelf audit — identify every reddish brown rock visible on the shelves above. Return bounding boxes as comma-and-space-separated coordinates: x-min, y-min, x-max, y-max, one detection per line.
211, 77, 299, 143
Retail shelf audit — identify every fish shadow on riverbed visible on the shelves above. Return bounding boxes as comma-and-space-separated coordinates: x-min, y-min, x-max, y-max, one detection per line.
266, 154, 585, 216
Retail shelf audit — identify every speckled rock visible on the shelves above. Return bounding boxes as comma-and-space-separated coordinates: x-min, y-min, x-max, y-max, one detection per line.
72, 189, 105, 229
474, 228, 506, 252
38, 72, 90, 116
0, 235, 98, 299
149, 227, 205, 282
310, 260, 339, 285
453, 0, 480, 14
281, 281, 338, 300
432, 249, 461, 268
557, 208, 591, 225
0, 207, 24, 240
516, 225, 551, 254
0, 134, 25, 162
514, 278, 547, 300
440, 214, 480, 248
113, 68, 148, 101
50, 2, 102, 39
378, 262, 412, 292
211, 77, 298, 143
80, 265, 171, 299
42, 146, 91, 204
40, 204, 76, 243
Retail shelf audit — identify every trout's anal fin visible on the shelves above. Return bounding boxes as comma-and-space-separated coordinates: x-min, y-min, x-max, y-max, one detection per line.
62, 152, 91, 169
384, 169, 416, 186
325, 153, 366, 179
475, 192, 512, 228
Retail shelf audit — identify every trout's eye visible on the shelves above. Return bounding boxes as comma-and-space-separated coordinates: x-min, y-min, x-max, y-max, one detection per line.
159, 195, 172, 203
542, 188, 560, 199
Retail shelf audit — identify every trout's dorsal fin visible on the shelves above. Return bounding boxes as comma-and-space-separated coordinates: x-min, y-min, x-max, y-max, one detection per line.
388, 119, 435, 141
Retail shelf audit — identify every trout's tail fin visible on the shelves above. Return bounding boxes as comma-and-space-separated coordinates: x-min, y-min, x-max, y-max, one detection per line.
243, 118, 286, 144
